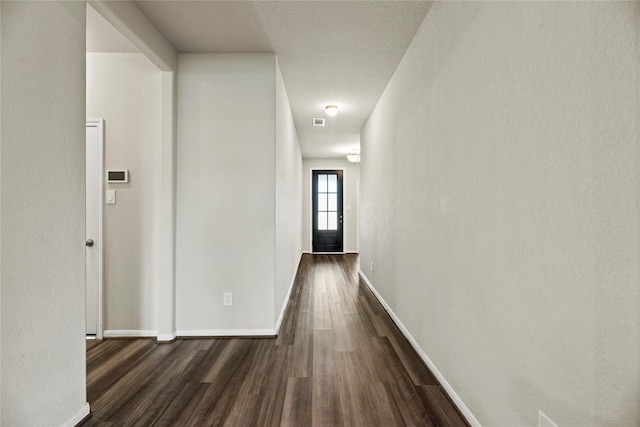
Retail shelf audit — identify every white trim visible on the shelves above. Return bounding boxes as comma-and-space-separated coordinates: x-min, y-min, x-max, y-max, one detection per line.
157, 332, 177, 342
157, 71, 178, 348
345, 251, 359, 254
275, 254, 303, 335
177, 329, 276, 337
356, 180, 360, 254
358, 270, 481, 427
60, 402, 90, 427
86, 119, 104, 340
539, 411, 558, 427
310, 167, 346, 253
103, 330, 159, 338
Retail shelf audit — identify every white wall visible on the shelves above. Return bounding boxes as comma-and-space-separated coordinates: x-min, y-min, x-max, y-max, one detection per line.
0, 2, 3, 422
360, 2, 640, 425
87, 53, 162, 334
1, 2, 89, 425
302, 159, 360, 253
275, 60, 303, 326
176, 54, 277, 334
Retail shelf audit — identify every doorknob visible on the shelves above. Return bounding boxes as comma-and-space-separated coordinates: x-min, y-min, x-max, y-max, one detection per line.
86, 239, 94, 247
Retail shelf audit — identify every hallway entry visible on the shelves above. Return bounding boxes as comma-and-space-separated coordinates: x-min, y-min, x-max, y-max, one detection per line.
83, 254, 468, 426
312, 170, 343, 252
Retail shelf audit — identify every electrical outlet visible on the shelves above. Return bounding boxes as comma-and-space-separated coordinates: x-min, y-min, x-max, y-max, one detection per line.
370, 261, 374, 272
223, 292, 233, 306
539, 411, 558, 427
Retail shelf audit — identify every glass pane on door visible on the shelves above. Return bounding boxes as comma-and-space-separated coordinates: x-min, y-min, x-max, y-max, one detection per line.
328, 212, 338, 230
318, 174, 328, 193
318, 194, 328, 211
328, 174, 337, 192
328, 194, 337, 211
318, 212, 328, 230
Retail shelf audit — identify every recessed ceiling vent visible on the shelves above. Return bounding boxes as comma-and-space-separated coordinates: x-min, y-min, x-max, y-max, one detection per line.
313, 118, 325, 127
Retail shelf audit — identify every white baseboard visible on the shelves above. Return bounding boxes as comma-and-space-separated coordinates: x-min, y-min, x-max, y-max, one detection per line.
60, 402, 90, 427
157, 332, 177, 342
303, 250, 358, 254
275, 254, 303, 335
176, 329, 276, 337
103, 330, 159, 338
358, 271, 480, 427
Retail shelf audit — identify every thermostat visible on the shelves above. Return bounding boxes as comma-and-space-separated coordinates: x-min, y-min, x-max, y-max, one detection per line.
107, 170, 129, 183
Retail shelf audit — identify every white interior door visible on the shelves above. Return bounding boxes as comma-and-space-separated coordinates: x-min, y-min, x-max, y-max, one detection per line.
86, 119, 104, 337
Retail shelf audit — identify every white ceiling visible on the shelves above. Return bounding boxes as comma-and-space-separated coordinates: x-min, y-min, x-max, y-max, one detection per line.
89, 1, 431, 158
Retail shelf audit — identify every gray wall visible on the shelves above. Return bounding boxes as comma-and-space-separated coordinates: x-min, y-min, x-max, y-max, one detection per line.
176, 54, 302, 334
1, 2, 89, 425
86, 52, 163, 334
360, 2, 640, 425
275, 61, 303, 325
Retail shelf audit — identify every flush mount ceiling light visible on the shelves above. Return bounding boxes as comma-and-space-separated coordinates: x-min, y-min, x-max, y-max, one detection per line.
325, 105, 338, 117
346, 150, 360, 164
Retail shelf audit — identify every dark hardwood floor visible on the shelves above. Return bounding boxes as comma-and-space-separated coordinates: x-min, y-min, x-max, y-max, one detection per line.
83, 254, 468, 426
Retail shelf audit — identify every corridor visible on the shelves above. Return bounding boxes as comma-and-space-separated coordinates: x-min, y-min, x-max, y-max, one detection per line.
84, 254, 467, 426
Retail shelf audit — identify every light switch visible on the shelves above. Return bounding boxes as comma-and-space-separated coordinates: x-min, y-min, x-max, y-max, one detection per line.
346, 204, 352, 210
106, 190, 116, 205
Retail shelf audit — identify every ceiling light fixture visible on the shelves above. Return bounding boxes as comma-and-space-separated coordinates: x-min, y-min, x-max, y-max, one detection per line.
346, 150, 360, 164
325, 105, 338, 117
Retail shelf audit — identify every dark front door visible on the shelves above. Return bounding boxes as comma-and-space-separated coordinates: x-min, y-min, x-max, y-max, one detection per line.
312, 170, 343, 252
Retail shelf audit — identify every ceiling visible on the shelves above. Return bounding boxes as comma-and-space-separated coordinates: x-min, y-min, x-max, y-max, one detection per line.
88, 1, 431, 159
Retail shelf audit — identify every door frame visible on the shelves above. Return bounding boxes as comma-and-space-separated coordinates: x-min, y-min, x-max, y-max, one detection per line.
86, 118, 104, 339
309, 167, 346, 254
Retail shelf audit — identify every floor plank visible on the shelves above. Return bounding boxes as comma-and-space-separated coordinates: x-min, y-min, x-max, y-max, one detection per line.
83, 254, 468, 426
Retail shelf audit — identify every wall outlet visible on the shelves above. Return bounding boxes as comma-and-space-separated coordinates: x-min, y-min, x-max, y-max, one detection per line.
539, 411, 558, 427
370, 261, 374, 272
223, 292, 233, 306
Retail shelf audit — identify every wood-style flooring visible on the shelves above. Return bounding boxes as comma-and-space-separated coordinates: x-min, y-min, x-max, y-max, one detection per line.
83, 254, 468, 426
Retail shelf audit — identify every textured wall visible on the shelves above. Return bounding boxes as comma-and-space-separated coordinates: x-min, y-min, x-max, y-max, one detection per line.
176, 54, 277, 333
302, 159, 360, 253
275, 60, 303, 324
0, 3, 3, 421
1, 2, 89, 425
86, 53, 162, 333
360, 2, 639, 425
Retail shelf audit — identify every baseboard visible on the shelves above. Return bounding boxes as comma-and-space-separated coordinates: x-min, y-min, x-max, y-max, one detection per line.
275, 254, 303, 335
176, 329, 276, 338
103, 330, 159, 338
358, 271, 480, 427
61, 402, 90, 427
157, 332, 177, 342
304, 250, 357, 254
